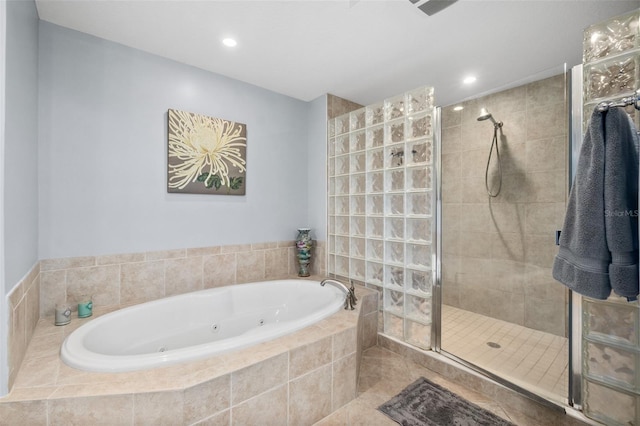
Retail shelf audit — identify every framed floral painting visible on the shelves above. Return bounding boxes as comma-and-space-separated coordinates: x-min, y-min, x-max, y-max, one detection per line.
167, 109, 247, 195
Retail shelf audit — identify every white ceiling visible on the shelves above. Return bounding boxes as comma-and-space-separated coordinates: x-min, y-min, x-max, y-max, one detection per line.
35, 0, 640, 107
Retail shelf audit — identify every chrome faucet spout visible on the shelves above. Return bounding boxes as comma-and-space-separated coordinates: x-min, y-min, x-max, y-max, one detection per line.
320, 278, 357, 310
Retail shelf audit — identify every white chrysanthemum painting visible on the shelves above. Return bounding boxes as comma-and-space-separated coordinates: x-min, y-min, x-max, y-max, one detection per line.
167, 109, 247, 195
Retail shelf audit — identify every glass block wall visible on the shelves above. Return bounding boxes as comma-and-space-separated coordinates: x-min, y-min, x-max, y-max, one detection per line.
327, 87, 435, 350
581, 9, 640, 425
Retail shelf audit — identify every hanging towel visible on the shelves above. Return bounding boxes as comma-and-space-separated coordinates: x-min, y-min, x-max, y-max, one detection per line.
552, 107, 639, 300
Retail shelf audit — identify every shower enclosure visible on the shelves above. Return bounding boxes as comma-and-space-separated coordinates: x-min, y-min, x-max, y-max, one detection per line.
327, 8, 640, 422
438, 71, 570, 405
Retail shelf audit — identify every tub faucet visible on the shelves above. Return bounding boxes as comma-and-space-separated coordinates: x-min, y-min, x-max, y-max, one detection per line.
320, 279, 357, 310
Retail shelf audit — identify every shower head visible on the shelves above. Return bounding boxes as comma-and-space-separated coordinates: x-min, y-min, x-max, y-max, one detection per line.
477, 108, 502, 127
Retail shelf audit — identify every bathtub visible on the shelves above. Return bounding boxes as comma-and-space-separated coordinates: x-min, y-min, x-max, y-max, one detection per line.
61, 279, 346, 373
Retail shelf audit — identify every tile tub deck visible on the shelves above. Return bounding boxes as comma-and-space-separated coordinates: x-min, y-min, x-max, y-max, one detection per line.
0, 286, 378, 425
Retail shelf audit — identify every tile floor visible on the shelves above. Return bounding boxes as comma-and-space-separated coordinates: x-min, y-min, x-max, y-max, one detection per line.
315, 346, 586, 426
317, 346, 584, 426
441, 305, 569, 403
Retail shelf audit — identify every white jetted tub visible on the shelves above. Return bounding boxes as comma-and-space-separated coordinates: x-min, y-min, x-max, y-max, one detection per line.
61, 279, 346, 372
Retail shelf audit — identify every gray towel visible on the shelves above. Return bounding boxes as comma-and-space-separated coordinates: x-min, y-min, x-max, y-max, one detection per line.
553, 108, 639, 300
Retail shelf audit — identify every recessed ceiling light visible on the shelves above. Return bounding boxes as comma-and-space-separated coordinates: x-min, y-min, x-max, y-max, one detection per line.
453, 106, 464, 111
463, 76, 476, 84
222, 38, 237, 47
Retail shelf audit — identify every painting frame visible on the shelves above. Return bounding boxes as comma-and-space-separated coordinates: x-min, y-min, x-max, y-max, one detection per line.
167, 108, 247, 195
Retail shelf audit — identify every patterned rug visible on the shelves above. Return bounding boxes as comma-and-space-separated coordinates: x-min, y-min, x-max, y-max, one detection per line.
378, 377, 515, 426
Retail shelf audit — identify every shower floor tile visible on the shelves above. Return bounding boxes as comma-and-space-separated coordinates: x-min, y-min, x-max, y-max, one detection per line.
441, 305, 569, 403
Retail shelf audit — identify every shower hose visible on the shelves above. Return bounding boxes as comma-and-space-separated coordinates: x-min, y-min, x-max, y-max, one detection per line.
485, 124, 502, 197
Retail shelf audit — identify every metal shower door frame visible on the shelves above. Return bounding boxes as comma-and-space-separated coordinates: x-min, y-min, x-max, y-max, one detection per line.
431, 67, 582, 409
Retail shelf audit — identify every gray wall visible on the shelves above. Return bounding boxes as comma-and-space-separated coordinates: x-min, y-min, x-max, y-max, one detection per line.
306, 94, 327, 241
5, 0, 39, 294
38, 22, 312, 259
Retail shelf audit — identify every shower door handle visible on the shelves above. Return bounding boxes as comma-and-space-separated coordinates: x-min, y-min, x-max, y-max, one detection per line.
555, 230, 561, 246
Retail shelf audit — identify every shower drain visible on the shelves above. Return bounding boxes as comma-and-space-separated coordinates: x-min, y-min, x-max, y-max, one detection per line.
486, 342, 501, 349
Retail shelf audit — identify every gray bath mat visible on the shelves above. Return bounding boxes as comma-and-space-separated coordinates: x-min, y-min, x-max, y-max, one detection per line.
378, 377, 515, 426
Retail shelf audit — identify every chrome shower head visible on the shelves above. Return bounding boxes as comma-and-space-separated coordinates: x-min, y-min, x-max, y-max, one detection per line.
477, 108, 502, 127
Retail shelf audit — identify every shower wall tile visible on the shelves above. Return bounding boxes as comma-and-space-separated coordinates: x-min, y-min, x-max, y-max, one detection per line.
442, 176, 463, 204
441, 105, 462, 128
526, 102, 568, 140
459, 231, 493, 259
441, 152, 461, 179
461, 176, 490, 203
526, 74, 566, 107
489, 260, 525, 294
488, 85, 528, 115
442, 224, 460, 255
442, 280, 460, 307
491, 291, 525, 325
526, 136, 566, 172
440, 126, 462, 153
460, 121, 489, 151
524, 297, 566, 337
461, 149, 489, 178
499, 143, 527, 176
496, 110, 527, 145
524, 265, 565, 299
458, 258, 492, 287
527, 170, 566, 203
525, 203, 565, 235
458, 203, 491, 231
441, 74, 568, 337
491, 232, 525, 262
487, 203, 525, 234
524, 235, 559, 269
493, 173, 528, 204
458, 284, 494, 318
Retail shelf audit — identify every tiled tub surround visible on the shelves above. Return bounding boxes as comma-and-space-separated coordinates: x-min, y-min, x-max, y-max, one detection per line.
6, 241, 326, 395
0, 286, 378, 425
7, 263, 41, 392
39, 240, 326, 318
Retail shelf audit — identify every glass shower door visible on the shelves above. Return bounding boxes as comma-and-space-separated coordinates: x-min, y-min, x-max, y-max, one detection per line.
438, 70, 571, 405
